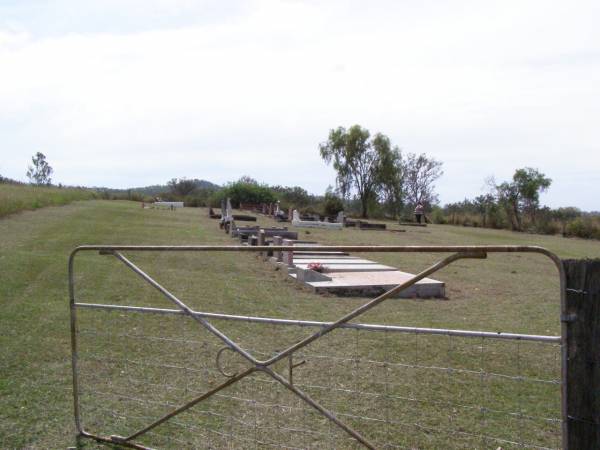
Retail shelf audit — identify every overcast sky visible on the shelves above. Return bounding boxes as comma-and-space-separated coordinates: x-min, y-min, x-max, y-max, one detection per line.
1, 0, 599, 209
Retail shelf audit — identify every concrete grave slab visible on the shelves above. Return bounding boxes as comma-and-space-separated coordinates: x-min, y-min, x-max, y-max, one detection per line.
299, 270, 444, 298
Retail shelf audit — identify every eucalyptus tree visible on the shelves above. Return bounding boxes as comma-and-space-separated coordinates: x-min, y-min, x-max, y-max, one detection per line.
319, 125, 402, 218
403, 153, 443, 208
26, 152, 53, 185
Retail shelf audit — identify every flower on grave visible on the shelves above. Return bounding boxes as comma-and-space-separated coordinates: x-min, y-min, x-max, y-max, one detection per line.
307, 262, 325, 273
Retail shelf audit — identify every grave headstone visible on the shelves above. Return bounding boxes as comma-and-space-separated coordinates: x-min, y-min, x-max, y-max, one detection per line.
258, 230, 266, 256
272, 236, 283, 262
282, 239, 295, 266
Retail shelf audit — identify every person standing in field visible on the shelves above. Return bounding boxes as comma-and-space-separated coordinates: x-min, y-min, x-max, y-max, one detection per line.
414, 202, 424, 224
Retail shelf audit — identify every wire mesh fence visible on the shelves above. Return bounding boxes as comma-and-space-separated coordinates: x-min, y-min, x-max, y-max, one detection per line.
74, 307, 562, 449
69, 245, 566, 449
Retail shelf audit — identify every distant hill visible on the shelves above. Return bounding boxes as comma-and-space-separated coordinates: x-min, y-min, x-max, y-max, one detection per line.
98, 179, 221, 196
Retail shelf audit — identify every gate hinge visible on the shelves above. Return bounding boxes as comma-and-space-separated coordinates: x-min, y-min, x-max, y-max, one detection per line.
561, 313, 577, 323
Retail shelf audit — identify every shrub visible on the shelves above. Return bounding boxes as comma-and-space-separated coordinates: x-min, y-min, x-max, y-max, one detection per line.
533, 220, 560, 235
322, 192, 344, 217
222, 179, 276, 207
430, 206, 447, 224
566, 218, 600, 240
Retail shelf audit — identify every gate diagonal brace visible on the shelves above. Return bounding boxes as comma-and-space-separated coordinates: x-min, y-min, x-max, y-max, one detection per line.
98, 250, 487, 449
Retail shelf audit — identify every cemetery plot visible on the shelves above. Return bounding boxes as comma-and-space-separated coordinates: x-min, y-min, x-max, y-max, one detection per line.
214, 206, 443, 298
273, 241, 445, 298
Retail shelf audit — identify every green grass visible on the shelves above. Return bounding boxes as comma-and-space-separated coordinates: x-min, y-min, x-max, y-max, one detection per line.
0, 183, 98, 218
1, 201, 599, 449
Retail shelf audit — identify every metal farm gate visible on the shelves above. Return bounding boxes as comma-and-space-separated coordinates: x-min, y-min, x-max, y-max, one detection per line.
69, 245, 567, 449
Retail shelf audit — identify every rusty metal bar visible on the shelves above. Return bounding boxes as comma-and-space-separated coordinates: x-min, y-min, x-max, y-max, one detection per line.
68, 249, 82, 435
71, 244, 561, 258
118, 367, 256, 443
73, 302, 561, 343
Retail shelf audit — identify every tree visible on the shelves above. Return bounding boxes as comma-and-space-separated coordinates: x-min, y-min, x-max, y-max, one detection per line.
403, 153, 443, 208
376, 140, 404, 218
473, 194, 496, 227
491, 168, 552, 231
223, 176, 276, 207
319, 125, 401, 218
322, 188, 344, 216
512, 168, 552, 224
26, 152, 53, 185
553, 207, 581, 235
271, 185, 313, 208
168, 178, 197, 196
495, 180, 522, 230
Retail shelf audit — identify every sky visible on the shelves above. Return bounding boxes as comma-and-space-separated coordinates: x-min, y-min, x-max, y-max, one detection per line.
1, 0, 599, 210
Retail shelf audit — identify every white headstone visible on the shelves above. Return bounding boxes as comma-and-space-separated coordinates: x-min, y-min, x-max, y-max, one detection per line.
226, 198, 233, 220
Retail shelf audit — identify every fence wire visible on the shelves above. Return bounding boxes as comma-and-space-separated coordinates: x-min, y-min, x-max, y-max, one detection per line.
75, 308, 561, 449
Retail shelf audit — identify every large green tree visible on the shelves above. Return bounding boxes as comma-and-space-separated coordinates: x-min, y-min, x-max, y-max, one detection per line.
493, 168, 552, 230
375, 136, 404, 218
513, 167, 552, 224
319, 125, 402, 218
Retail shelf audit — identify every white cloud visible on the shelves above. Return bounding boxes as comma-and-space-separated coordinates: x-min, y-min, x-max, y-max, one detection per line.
0, 0, 599, 209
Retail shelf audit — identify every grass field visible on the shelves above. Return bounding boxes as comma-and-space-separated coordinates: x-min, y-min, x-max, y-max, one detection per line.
0, 183, 98, 218
2, 200, 600, 449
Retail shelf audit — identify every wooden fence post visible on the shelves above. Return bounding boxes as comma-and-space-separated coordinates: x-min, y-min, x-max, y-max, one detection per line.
563, 259, 600, 449
258, 230, 266, 258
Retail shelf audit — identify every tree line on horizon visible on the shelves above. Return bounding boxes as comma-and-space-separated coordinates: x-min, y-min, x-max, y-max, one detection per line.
2, 137, 599, 240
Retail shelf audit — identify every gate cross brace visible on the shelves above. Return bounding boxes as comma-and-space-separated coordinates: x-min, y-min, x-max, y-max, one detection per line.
102, 250, 486, 449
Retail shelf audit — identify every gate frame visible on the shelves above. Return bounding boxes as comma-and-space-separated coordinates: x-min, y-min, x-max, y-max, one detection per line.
69, 245, 567, 449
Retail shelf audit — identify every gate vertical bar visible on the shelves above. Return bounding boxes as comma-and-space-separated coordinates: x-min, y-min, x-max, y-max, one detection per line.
68, 249, 83, 435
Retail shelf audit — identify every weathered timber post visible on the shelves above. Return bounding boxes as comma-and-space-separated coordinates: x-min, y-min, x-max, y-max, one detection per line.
563, 259, 600, 449
282, 239, 294, 266
258, 230, 266, 257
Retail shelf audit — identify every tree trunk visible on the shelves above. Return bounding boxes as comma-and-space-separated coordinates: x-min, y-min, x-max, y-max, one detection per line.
361, 198, 368, 218
512, 201, 522, 231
